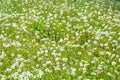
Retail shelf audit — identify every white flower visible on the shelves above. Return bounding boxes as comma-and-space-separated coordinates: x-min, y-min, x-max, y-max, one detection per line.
11, 53, 15, 57
59, 39, 63, 43
46, 61, 52, 65
59, 47, 64, 52
12, 23, 18, 27
119, 58, 120, 62
17, 68, 22, 72
88, 52, 92, 56
107, 72, 112, 76
18, 54, 22, 58
54, 65, 61, 71
45, 49, 48, 53
44, 53, 48, 56
78, 52, 82, 55
111, 54, 115, 58
93, 41, 97, 45
62, 58, 68, 62
91, 61, 95, 64
42, 63, 47, 67
91, 72, 96, 75
78, 76, 82, 80
106, 51, 111, 56
45, 68, 52, 73
11, 40, 21, 47
71, 68, 76, 75
37, 70, 43, 78
82, 68, 87, 74
79, 62, 83, 67
0, 62, 3, 66
5, 68, 12, 72
85, 78, 90, 80
37, 51, 41, 55
111, 61, 116, 66
99, 51, 105, 55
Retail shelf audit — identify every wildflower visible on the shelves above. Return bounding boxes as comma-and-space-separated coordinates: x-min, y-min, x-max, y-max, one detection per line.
45, 68, 52, 73
71, 68, 76, 75
62, 58, 68, 62
78, 76, 82, 80
88, 52, 92, 56
78, 52, 82, 55
37, 70, 43, 78
111, 61, 116, 66
59, 39, 63, 43
93, 41, 97, 45
106, 51, 111, 56
91, 72, 96, 75
107, 72, 112, 76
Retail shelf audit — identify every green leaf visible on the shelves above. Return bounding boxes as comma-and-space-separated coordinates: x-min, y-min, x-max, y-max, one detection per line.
34, 22, 44, 31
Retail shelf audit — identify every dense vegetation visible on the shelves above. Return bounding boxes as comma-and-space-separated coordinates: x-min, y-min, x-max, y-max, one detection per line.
0, 0, 120, 80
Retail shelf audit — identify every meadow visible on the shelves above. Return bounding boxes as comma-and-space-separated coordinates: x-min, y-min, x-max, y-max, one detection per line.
0, 0, 120, 80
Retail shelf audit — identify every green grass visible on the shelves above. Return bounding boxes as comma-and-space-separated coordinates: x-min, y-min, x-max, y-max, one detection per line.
0, 0, 120, 80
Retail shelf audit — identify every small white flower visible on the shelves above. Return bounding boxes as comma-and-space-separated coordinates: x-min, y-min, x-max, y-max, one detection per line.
37, 51, 41, 55
93, 41, 97, 45
106, 51, 111, 56
59, 39, 63, 43
37, 70, 43, 78
85, 78, 90, 80
88, 52, 92, 56
0, 62, 3, 66
45, 49, 48, 53
107, 72, 112, 76
91, 61, 95, 64
45, 68, 52, 73
99, 51, 105, 55
62, 58, 68, 62
54, 65, 61, 71
62, 66, 67, 70
46, 61, 52, 65
15, 35, 20, 39
71, 68, 76, 76
82, 68, 87, 74
111, 61, 116, 66
78, 76, 82, 80
78, 52, 82, 55
91, 72, 96, 75
5, 68, 12, 72
11, 53, 15, 57
111, 54, 115, 58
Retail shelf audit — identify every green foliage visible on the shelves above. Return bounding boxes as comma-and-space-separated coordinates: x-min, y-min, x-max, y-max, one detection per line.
34, 22, 44, 31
